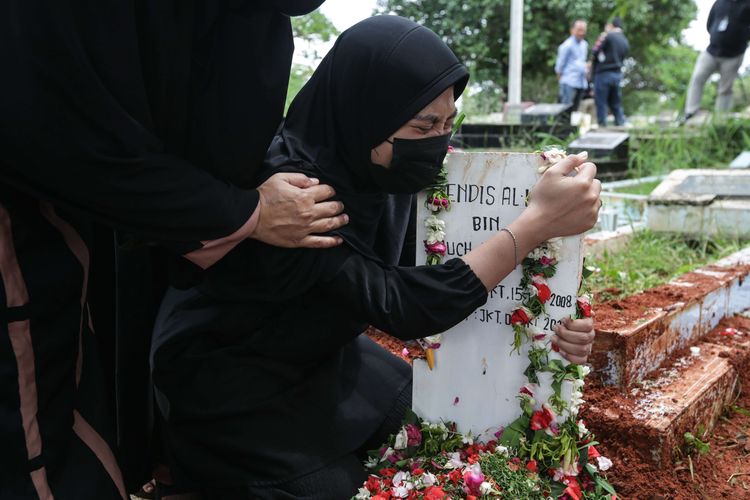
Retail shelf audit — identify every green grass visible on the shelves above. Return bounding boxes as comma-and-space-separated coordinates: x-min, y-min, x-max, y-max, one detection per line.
588, 230, 747, 302
477, 454, 549, 499
628, 117, 750, 178
610, 180, 661, 196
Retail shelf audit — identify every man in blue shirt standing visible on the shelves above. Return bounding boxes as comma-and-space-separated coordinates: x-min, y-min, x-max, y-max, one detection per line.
555, 20, 589, 111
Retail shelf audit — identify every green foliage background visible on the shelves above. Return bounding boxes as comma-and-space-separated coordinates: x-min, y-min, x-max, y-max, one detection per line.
375, 0, 699, 114
286, 11, 339, 111
286, 3, 750, 117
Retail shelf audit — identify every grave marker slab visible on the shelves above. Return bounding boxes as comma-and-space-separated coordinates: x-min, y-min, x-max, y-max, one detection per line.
730, 151, 750, 169
567, 132, 629, 159
521, 103, 572, 124
413, 152, 583, 439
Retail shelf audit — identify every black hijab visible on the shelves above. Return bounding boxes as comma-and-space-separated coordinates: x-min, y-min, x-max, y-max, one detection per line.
263, 15, 469, 258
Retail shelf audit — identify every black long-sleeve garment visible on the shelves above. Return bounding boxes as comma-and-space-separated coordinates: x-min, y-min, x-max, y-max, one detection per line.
0, 1, 324, 492
150, 15, 487, 493
0, 1, 312, 246
151, 243, 488, 489
706, 0, 750, 58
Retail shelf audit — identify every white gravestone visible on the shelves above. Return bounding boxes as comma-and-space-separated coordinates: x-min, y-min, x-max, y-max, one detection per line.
413, 152, 583, 440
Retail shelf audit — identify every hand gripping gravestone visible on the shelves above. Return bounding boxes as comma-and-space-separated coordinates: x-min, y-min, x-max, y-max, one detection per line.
413, 152, 584, 440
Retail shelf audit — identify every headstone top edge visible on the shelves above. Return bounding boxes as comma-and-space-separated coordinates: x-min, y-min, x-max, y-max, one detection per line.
448, 151, 543, 158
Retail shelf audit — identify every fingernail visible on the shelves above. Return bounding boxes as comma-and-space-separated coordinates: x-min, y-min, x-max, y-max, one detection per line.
310, 177, 320, 184
577, 151, 588, 160
343, 215, 350, 224
551, 342, 560, 353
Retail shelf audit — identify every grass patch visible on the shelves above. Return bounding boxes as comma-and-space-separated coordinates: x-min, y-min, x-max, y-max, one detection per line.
477, 454, 550, 499
610, 180, 662, 196
628, 117, 750, 178
588, 230, 747, 302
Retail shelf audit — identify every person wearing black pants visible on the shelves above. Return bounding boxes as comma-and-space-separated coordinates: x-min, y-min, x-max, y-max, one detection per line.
592, 17, 630, 127
683, 0, 750, 121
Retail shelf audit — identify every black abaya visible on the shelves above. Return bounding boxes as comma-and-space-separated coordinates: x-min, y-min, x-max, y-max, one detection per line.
0, 1, 323, 495
151, 15, 484, 497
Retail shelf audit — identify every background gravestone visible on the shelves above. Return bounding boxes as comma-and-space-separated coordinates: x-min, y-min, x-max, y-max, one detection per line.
413, 152, 583, 439
520, 103, 573, 124
567, 132, 629, 181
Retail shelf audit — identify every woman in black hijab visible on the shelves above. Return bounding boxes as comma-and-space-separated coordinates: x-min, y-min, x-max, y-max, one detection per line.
151, 15, 601, 499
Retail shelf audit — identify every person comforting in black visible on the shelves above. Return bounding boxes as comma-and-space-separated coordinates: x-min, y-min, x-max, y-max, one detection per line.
0, 2, 347, 499
151, 16, 603, 499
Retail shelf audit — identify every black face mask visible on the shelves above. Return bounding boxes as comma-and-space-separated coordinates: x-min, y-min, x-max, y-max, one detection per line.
368, 133, 452, 194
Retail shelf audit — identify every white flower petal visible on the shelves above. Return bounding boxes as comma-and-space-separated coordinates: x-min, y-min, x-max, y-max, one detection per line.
394, 429, 408, 450
597, 456, 613, 471
480, 481, 493, 494
355, 487, 371, 499
495, 445, 509, 456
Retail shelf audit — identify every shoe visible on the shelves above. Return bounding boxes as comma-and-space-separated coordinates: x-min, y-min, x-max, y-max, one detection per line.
677, 112, 695, 127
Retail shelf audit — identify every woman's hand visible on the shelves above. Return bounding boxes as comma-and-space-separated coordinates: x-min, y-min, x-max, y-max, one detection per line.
524, 151, 602, 242
251, 173, 349, 248
552, 317, 595, 364
461, 151, 602, 292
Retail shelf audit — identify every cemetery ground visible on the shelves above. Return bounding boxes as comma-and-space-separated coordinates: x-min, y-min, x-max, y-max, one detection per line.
368, 117, 750, 499
371, 232, 750, 499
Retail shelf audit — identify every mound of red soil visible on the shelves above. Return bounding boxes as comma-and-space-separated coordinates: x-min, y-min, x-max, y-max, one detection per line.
593, 265, 750, 332
583, 315, 750, 499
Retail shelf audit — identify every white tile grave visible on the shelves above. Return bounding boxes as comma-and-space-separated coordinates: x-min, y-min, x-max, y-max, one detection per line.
413, 152, 583, 439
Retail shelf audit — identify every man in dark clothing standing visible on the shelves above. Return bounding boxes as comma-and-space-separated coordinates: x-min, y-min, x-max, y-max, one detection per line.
683, 0, 750, 121
592, 17, 630, 127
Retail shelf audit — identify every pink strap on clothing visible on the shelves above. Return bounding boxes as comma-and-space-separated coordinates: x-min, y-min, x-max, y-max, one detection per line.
184, 204, 260, 269
0, 203, 53, 500
73, 410, 128, 500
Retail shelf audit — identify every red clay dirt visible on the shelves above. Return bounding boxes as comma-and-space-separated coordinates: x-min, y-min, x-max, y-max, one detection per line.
583, 315, 750, 499
367, 326, 424, 363
366, 261, 750, 498
593, 264, 749, 332
369, 316, 750, 498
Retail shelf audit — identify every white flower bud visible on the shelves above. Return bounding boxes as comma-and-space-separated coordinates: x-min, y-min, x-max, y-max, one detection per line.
480, 482, 494, 495
495, 445, 509, 455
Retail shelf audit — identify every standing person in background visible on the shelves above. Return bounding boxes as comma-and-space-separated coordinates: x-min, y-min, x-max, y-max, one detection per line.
591, 17, 630, 127
682, 0, 750, 123
555, 20, 589, 112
